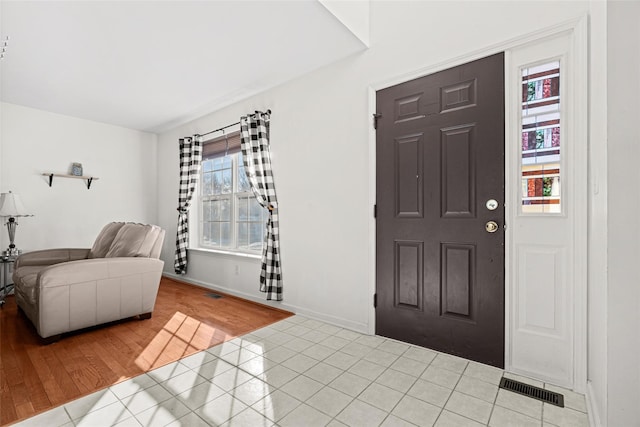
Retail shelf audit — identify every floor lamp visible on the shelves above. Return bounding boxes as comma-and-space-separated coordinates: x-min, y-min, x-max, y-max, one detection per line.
0, 191, 33, 257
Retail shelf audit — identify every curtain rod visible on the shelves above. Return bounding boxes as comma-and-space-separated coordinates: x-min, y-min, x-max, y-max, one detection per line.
197, 109, 272, 139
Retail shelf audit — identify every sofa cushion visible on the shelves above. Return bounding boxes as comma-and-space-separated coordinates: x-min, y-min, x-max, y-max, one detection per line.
13, 265, 46, 305
105, 223, 161, 258
89, 222, 126, 258
149, 229, 165, 259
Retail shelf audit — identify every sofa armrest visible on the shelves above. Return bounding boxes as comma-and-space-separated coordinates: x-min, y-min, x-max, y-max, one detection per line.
34, 257, 165, 339
38, 257, 164, 288
14, 248, 90, 269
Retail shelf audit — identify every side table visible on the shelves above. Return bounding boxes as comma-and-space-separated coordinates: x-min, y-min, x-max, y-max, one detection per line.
0, 255, 16, 307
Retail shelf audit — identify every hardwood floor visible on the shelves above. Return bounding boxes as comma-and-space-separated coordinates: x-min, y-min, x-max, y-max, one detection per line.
0, 277, 292, 426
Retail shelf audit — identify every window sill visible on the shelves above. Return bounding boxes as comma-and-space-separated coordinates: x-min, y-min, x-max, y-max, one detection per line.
188, 247, 262, 260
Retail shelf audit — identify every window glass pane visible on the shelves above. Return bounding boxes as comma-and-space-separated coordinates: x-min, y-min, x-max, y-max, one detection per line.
237, 223, 249, 249
203, 221, 211, 245
213, 157, 223, 170
238, 196, 249, 221
249, 222, 264, 250
521, 61, 561, 213
213, 171, 223, 195
210, 223, 220, 247
237, 155, 251, 193
222, 169, 232, 194
223, 156, 232, 169
203, 201, 211, 222
203, 159, 213, 172
210, 200, 219, 221
220, 223, 231, 247
220, 198, 231, 221
249, 198, 264, 221
203, 172, 213, 196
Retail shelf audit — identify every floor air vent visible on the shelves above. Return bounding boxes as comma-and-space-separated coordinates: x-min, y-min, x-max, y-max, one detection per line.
205, 293, 223, 299
499, 377, 564, 407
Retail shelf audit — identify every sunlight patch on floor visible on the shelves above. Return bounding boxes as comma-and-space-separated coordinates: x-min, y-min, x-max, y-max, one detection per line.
135, 311, 229, 371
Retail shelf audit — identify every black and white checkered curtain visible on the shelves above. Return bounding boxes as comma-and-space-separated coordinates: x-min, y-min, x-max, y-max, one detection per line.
174, 135, 203, 274
240, 111, 283, 301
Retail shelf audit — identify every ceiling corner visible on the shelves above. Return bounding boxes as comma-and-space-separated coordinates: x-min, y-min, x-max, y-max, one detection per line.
319, 0, 370, 48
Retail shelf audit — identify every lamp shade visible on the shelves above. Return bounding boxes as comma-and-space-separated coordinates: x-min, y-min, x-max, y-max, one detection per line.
0, 191, 32, 217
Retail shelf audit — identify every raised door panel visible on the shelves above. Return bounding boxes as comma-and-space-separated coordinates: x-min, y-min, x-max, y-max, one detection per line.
441, 125, 476, 218
395, 240, 424, 310
396, 134, 424, 218
441, 243, 475, 319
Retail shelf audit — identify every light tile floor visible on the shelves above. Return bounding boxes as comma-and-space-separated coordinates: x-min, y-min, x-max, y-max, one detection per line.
15, 316, 590, 427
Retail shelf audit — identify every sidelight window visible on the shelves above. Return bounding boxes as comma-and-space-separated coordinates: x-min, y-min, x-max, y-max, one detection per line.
521, 61, 561, 213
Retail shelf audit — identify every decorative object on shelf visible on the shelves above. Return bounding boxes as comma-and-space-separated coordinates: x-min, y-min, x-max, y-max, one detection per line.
42, 173, 99, 189
70, 162, 83, 176
0, 191, 33, 256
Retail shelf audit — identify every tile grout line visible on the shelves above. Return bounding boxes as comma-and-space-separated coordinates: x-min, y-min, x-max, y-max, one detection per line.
62, 406, 73, 426
431, 360, 469, 426
357, 341, 431, 427
295, 335, 410, 425
466, 361, 501, 426
275, 319, 351, 424
241, 321, 336, 423
387, 345, 436, 425
300, 343, 386, 425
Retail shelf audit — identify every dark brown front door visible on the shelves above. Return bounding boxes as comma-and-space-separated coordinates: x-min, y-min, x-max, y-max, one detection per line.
375, 53, 505, 368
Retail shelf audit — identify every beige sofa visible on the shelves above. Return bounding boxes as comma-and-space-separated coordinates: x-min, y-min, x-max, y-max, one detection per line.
13, 222, 165, 341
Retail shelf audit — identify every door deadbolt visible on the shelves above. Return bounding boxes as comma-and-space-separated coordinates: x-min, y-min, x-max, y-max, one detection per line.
486, 199, 498, 211
485, 221, 499, 233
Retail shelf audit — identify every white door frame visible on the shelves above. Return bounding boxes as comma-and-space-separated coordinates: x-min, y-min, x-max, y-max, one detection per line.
367, 16, 587, 391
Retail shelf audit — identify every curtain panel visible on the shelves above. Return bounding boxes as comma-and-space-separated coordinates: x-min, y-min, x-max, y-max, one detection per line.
174, 135, 203, 274
240, 111, 283, 301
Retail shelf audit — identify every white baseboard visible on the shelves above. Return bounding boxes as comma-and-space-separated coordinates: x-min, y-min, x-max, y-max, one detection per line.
162, 272, 369, 334
586, 381, 604, 427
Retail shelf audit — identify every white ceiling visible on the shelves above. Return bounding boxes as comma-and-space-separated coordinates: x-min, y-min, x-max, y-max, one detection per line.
0, 1, 365, 133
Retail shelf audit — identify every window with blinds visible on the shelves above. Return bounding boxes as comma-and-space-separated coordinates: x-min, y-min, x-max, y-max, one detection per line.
200, 131, 268, 252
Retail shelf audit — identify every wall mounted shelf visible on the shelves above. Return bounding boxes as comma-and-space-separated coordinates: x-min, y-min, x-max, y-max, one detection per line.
42, 173, 99, 189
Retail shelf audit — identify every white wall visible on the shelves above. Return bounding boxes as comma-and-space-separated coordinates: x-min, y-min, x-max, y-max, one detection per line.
157, 1, 599, 333
0, 102, 158, 250
606, 1, 640, 426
